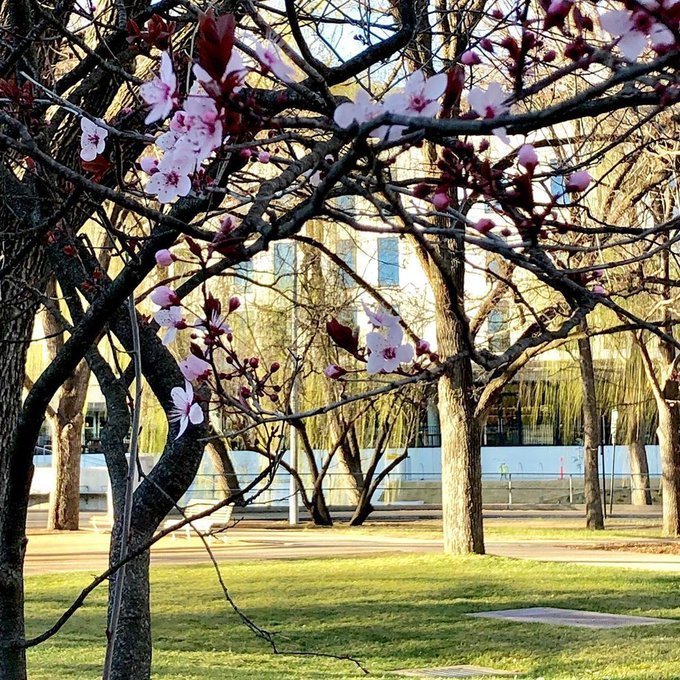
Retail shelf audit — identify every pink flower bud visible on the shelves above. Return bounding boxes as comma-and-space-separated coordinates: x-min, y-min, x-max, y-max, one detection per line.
415, 339, 431, 356
461, 50, 481, 66
432, 192, 451, 210
566, 171, 592, 192
324, 364, 347, 379
517, 144, 538, 170
150, 285, 179, 308
228, 296, 241, 313
240, 148, 252, 159
155, 249, 174, 267
474, 218, 495, 234
592, 284, 606, 295
258, 151, 271, 163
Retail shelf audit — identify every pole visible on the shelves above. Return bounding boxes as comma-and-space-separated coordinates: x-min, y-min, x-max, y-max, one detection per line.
289, 242, 300, 525
609, 443, 616, 516
609, 409, 618, 516
600, 414, 607, 519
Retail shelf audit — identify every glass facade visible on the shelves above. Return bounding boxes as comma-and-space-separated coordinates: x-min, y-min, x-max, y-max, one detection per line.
377, 237, 399, 286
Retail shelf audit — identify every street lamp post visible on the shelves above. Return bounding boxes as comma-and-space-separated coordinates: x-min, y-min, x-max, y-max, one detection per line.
289, 242, 300, 525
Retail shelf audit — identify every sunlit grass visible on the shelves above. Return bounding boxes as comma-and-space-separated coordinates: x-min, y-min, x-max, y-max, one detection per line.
26, 552, 680, 679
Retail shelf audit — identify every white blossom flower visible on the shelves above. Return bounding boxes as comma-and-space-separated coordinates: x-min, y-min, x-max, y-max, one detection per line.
366, 325, 414, 374
170, 381, 203, 439
79, 118, 108, 161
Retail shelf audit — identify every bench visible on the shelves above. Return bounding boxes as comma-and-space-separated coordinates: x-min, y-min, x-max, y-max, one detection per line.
162, 500, 234, 543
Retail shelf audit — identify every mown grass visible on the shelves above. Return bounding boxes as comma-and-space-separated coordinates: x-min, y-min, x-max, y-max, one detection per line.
26, 552, 680, 679
290, 517, 666, 542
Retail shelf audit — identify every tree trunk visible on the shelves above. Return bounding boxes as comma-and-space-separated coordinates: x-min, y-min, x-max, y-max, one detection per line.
108, 525, 153, 680
309, 492, 333, 526
206, 433, 242, 498
0, 319, 37, 680
0, 238, 46, 678
577, 330, 604, 530
47, 361, 90, 530
348, 490, 374, 526
657, 402, 680, 536
438, 367, 484, 554
629, 435, 652, 506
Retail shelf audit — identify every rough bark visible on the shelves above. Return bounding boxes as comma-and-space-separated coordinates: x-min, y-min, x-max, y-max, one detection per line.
205, 426, 242, 497
46, 360, 90, 530
330, 416, 366, 507
430, 260, 484, 555
577, 328, 605, 530
657, 402, 680, 536
629, 435, 652, 506
0, 311, 36, 680
0, 179, 48, 679
43, 279, 92, 530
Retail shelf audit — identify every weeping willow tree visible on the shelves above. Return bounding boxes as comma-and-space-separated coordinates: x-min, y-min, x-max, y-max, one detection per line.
211, 213, 429, 524
518, 328, 657, 505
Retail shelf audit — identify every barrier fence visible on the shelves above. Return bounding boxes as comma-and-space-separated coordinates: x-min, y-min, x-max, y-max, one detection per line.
188, 471, 661, 507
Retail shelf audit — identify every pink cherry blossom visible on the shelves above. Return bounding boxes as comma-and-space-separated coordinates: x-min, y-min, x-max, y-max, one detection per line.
467, 83, 509, 119
170, 381, 204, 439
518, 144, 538, 170
474, 218, 495, 234
461, 50, 481, 66
385, 70, 448, 118
366, 325, 415, 374
363, 302, 400, 329
150, 285, 179, 308
140, 51, 177, 124
254, 41, 296, 83
207, 310, 231, 337
155, 249, 174, 266
432, 192, 451, 210
599, 8, 675, 60
566, 171, 592, 192
381, 70, 447, 141
415, 339, 431, 356
75, 0, 96, 16
179, 353, 212, 382
79, 118, 108, 161
140, 156, 159, 174
145, 154, 193, 203
334, 90, 385, 138
592, 284, 607, 295
258, 151, 271, 163
324, 364, 347, 379
153, 306, 184, 345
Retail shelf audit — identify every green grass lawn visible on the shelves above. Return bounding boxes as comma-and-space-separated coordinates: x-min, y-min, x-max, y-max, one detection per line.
25, 553, 680, 679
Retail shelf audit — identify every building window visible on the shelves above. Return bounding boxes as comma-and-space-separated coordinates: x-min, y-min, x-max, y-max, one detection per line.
233, 259, 254, 291
550, 171, 569, 205
377, 237, 399, 287
487, 305, 510, 353
337, 239, 356, 288
273, 242, 296, 287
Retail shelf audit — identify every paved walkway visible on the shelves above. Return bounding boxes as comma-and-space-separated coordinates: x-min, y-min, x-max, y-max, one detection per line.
21, 519, 680, 576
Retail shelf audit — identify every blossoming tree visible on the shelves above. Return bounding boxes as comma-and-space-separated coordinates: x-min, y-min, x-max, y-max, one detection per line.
1, 0, 680, 677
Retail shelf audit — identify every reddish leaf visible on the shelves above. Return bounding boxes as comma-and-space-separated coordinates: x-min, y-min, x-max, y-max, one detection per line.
326, 318, 359, 355
197, 10, 236, 83
81, 155, 112, 182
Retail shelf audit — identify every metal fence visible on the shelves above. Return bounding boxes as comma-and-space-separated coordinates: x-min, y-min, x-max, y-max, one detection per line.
188, 471, 661, 507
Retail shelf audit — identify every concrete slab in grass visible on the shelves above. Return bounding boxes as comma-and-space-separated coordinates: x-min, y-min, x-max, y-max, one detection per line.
468, 606, 674, 629
392, 665, 521, 678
